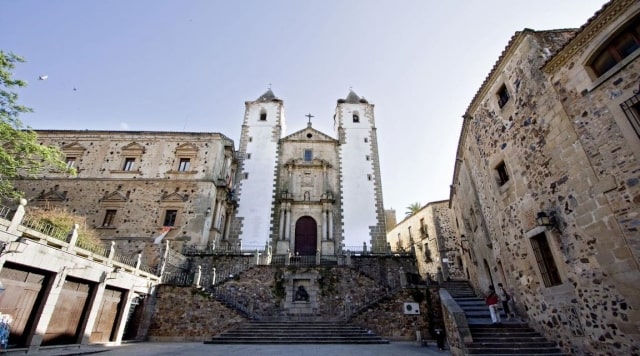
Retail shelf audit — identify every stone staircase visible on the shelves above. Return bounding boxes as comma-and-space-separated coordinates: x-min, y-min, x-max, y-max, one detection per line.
443, 280, 565, 355
205, 321, 389, 344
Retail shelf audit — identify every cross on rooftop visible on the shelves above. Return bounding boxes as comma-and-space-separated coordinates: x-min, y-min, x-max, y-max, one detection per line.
305, 113, 314, 124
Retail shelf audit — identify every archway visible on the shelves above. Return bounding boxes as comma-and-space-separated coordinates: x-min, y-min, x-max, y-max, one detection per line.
295, 216, 317, 256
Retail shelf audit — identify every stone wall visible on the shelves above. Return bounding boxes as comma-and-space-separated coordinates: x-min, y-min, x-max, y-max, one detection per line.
451, 6, 640, 354
147, 285, 246, 341
350, 287, 443, 341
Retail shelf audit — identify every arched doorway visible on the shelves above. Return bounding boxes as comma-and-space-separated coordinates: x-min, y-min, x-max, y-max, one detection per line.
295, 216, 317, 256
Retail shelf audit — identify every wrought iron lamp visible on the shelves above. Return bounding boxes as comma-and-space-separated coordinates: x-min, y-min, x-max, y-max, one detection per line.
536, 211, 557, 228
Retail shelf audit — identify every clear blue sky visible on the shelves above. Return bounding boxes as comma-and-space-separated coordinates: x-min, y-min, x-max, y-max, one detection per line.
2, 0, 606, 222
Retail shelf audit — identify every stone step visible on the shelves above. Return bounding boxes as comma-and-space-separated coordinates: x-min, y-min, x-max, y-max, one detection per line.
466, 346, 565, 354
207, 322, 389, 345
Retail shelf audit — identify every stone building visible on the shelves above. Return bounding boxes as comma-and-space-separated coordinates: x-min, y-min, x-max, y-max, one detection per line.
387, 200, 464, 282
450, 0, 640, 354
230, 89, 388, 257
13, 131, 237, 264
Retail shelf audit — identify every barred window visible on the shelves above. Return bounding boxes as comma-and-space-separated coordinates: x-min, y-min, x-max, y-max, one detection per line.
530, 233, 562, 287
620, 91, 640, 139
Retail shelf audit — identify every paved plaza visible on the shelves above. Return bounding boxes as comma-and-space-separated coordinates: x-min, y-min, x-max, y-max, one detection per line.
89, 342, 450, 356
23, 341, 451, 355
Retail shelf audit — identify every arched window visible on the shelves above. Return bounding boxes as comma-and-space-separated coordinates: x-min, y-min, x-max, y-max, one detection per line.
589, 15, 640, 77
259, 110, 267, 121
353, 113, 360, 123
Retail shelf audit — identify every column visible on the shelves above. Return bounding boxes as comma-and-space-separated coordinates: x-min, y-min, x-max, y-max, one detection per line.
279, 205, 286, 240
26, 269, 67, 352
328, 209, 334, 240
78, 274, 108, 345
284, 203, 291, 240
112, 289, 137, 345
321, 207, 327, 241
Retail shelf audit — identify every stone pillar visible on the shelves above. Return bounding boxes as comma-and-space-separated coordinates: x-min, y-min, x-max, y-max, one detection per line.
27, 268, 67, 352
7, 199, 26, 235
78, 273, 108, 345
284, 203, 291, 240
194, 265, 202, 288
328, 209, 334, 240
315, 249, 320, 265
66, 224, 79, 251
321, 208, 327, 241
211, 267, 217, 286
112, 289, 137, 345
279, 206, 285, 240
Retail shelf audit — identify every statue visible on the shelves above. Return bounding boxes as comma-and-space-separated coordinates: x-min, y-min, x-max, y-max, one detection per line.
294, 285, 309, 302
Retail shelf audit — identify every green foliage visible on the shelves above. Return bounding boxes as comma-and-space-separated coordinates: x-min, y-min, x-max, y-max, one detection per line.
272, 269, 285, 301
28, 206, 101, 245
405, 202, 422, 217
0, 51, 71, 200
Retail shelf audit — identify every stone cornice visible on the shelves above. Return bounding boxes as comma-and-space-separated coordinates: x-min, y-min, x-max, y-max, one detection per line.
543, 0, 635, 74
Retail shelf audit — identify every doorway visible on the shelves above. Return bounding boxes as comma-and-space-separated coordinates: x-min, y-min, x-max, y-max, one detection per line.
294, 216, 317, 256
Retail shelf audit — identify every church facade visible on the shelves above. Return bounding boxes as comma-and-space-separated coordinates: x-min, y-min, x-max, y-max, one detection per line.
229, 89, 388, 257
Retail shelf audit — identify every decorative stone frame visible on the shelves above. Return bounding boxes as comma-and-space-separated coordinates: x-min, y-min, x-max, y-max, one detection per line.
112, 142, 144, 173
169, 143, 198, 174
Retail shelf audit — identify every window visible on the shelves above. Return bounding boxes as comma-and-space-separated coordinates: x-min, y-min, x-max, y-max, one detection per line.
259, 112, 267, 121
497, 84, 510, 108
66, 157, 76, 169
367, 174, 372, 181
353, 114, 360, 123
530, 233, 562, 287
620, 90, 640, 139
590, 16, 640, 77
178, 158, 190, 172
304, 149, 313, 161
365, 155, 370, 161
424, 243, 433, 262
247, 153, 251, 159
122, 158, 135, 171
364, 138, 368, 143
163, 210, 178, 227
495, 161, 509, 186
102, 209, 117, 227
243, 172, 249, 179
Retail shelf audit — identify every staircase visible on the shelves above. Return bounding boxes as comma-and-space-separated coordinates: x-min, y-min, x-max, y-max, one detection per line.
443, 280, 565, 355
205, 321, 389, 344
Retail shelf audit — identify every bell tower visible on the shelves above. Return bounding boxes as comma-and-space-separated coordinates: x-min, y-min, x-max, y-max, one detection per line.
228, 89, 285, 249
334, 90, 387, 253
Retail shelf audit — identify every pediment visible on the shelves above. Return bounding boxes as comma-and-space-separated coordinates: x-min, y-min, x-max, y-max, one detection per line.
161, 191, 188, 202
37, 189, 67, 201
61, 142, 87, 155
282, 127, 336, 143
121, 142, 145, 153
101, 191, 129, 202
175, 143, 198, 153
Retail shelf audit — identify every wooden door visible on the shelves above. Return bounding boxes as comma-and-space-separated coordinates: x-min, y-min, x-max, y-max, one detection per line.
0, 265, 47, 347
294, 216, 317, 256
90, 288, 123, 343
43, 279, 90, 345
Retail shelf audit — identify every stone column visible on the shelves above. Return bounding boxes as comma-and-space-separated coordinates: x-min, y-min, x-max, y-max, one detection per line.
27, 268, 67, 352
78, 273, 108, 345
279, 205, 286, 240
321, 207, 327, 241
284, 203, 291, 240
328, 209, 334, 240
112, 289, 137, 345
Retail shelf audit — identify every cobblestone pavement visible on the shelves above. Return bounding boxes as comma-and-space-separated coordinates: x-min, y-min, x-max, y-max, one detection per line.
95, 342, 451, 356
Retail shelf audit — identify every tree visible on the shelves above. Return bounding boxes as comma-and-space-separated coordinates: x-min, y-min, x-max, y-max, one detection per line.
405, 202, 422, 217
0, 51, 70, 200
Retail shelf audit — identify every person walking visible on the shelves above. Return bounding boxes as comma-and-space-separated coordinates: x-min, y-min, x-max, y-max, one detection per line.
497, 283, 515, 320
485, 285, 501, 324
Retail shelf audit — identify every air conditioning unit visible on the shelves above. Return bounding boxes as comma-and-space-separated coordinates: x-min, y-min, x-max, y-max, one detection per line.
403, 302, 420, 315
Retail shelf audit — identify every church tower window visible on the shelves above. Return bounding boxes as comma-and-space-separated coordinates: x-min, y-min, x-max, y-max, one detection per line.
304, 149, 313, 161
260, 110, 267, 121
353, 114, 360, 123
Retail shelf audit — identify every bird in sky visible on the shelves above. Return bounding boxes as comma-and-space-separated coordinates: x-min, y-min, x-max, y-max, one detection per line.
38, 75, 48, 80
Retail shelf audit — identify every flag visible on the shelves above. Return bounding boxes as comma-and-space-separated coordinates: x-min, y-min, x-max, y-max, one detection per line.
153, 226, 171, 244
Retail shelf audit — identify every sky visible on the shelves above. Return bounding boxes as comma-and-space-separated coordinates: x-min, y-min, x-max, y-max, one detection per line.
2, 0, 607, 222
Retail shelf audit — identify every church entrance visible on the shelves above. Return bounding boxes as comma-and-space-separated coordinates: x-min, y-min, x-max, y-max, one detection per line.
294, 216, 317, 256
